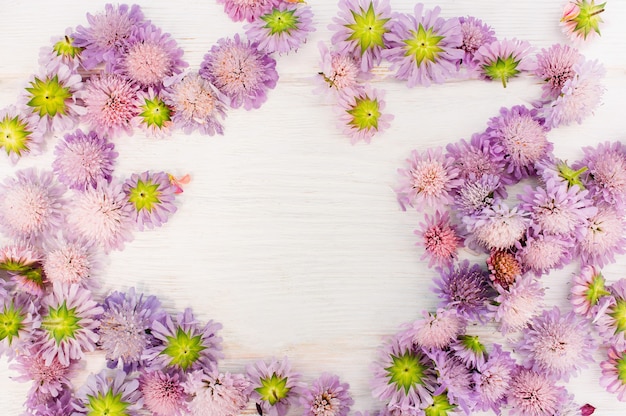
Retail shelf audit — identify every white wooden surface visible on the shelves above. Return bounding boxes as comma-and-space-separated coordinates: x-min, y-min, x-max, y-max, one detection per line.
1, 0, 626, 414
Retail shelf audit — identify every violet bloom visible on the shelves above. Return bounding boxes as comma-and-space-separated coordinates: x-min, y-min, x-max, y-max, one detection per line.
315, 42, 370, 99
123, 171, 177, 231
402, 308, 466, 351
489, 273, 544, 334
473, 38, 536, 87
577, 205, 626, 268
535, 43, 582, 100
184, 369, 251, 416
245, 3, 315, 54
337, 87, 393, 144
329, 0, 392, 71
10, 346, 76, 398
453, 174, 507, 217
575, 141, 626, 208
53, 129, 117, 191
0, 241, 46, 296
383, 4, 463, 87
139, 369, 188, 416
300, 373, 354, 416
0, 105, 44, 164
247, 357, 304, 416
0, 168, 66, 241
450, 334, 487, 369
427, 350, 475, 414
596, 279, 626, 350
415, 210, 464, 268
570, 265, 611, 318
217, 0, 278, 23
42, 235, 100, 287
445, 132, 505, 181
464, 202, 529, 252
73, 369, 143, 415
39, 27, 83, 73
25, 389, 77, 416
133, 88, 174, 138
507, 367, 568, 416
472, 344, 516, 414
515, 230, 573, 276
456, 16, 496, 70
486, 249, 522, 290
600, 346, 626, 401
0, 293, 39, 359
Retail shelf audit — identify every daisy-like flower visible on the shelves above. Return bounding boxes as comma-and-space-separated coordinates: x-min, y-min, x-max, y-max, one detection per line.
99, 288, 165, 371
534, 43, 582, 100
0, 293, 39, 359
163, 72, 228, 135
144, 308, 222, 372
0, 241, 46, 296
472, 344, 516, 414
24, 64, 85, 134
247, 357, 303, 416
600, 346, 626, 401
73, 3, 146, 70
576, 141, 626, 207
42, 235, 99, 287
116, 23, 187, 89
453, 174, 506, 216
577, 205, 626, 268
133, 88, 174, 138
450, 334, 487, 369
36, 283, 102, 366
403, 308, 466, 351
371, 335, 437, 412
39, 28, 83, 72
200, 34, 278, 110
465, 202, 529, 251
183, 369, 251, 416
570, 265, 611, 318
396, 147, 461, 211
507, 367, 568, 416
414, 210, 464, 268
0, 168, 66, 241
433, 260, 494, 322
123, 171, 177, 231
10, 346, 76, 398
83, 73, 140, 138
427, 350, 474, 414
52, 129, 117, 190
560, 0, 606, 42
597, 280, 626, 350
337, 87, 393, 144
456, 16, 496, 70
315, 42, 370, 99
445, 132, 505, 181
217, 0, 278, 22
329, 0, 392, 71
300, 373, 353, 416
489, 273, 544, 333
516, 306, 596, 381
73, 369, 143, 415
245, 3, 315, 54
474, 39, 535, 87
0, 105, 44, 164
543, 58, 605, 128
383, 4, 463, 87
486, 250, 521, 290
515, 231, 573, 276
139, 369, 188, 416
66, 180, 134, 253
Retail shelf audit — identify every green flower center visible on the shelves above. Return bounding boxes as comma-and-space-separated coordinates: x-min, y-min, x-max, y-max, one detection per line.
585, 271, 610, 306
86, 390, 130, 416
385, 350, 426, 393
41, 301, 81, 345
0, 114, 31, 157
404, 24, 444, 66
53, 35, 82, 59
609, 299, 626, 335
1, 259, 46, 290
482, 55, 521, 88
139, 97, 172, 129
255, 372, 291, 405
458, 334, 486, 355
26, 75, 72, 118
557, 161, 588, 189
424, 393, 457, 416
0, 302, 24, 344
345, 2, 391, 54
347, 95, 381, 132
617, 352, 626, 383
571, 0, 606, 39
261, 8, 299, 36
128, 179, 161, 213
161, 327, 206, 370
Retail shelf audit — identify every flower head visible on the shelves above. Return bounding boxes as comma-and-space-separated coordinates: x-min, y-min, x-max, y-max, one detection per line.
10, 346, 76, 398
489, 273, 544, 333
300, 373, 354, 416
465, 202, 529, 252
560, 0, 606, 42
315, 42, 370, 99
403, 308, 466, 351
74, 369, 143, 415
450, 334, 487, 369
0, 105, 44, 164
472, 344, 516, 414
0, 241, 46, 295
507, 367, 568, 416
217, 0, 278, 23
0, 293, 39, 359
535, 43, 582, 100
123, 171, 178, 231
453, 174, 506, 216
474, 39, 535, 87
247, 357, 303, 416
570, 265, 611, 318
576, 141, 626, 207
596, 280, 626, 350
427, 350, 474, 413
245, 3, 315, 54
184, 368, 251, 416
515, 231, 573, 276
600, 346, 626, 401
139, 369, 188, 416
445, 132, 505, 181
39, 28, 83, 72
456, 16, 496, 69
42, 235, 100, 287
577, 205, 626, 268
415, 210, 464, 268
337, 87, 393, 144
133, 88, 174, 138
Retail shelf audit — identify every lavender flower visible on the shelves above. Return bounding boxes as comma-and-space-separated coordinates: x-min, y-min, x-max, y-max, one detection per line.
507, 367, 568, 416
445, 132, 505, 181
453, 174, 506, 216
73, 369, 143, 415
489, 273, 544, 333
139, 369, 188, 416
123, 171, 177, 230
534, 43, 582, 100
472, 344, 516, 414
575, 141, 626, 207
245, 3, 315, 54
25, 389, 77, 416
515, 230, 573, 276
0, 241, 46, 296
577, 205, 626, 268
414, 210, 464, 268
456, 16, 496, 70
0, 293, 39, 359
42, 235, 100, 287
300, 373, 353, 416
465, 202, 529, 252
11, 346, 76, 398
337, 87, 393, 144
217, 0, 278, 23
315, 42, 370, 99
596, 279, 626, 350
184, 369, 251, 416
133, 88, 174, 138
39, 28, 83, 72
474, 38, 535, 87
403, 308, 465, 351
570, 265, 611, 318
247, 357, 303, 416
600, 346, 626, 401
450, 334, 486, 369
427, 350, 475, 413
0, 105, 44, 164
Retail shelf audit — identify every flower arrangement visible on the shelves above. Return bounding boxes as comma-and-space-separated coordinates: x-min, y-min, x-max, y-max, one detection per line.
0, 1, 623, 415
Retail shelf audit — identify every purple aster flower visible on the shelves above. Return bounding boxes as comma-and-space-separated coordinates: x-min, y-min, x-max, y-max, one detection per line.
515, 230, 574, 276
450, 334, 487, 369
144, 308, 222, 372
600, 346, 626, 401
83, 73, 140, 138
474, 38, 536, 87
244, 3, 315, 54
10, 345, 76, 398
139, 369, 188, 416
99, 288, 166, 371
337, 87, 393, 144
575, 141, 626, 208
535, 43, 582, 100
402, 308, 466, 351
163, 71, 228, 135
427, 350, 475, 414
123, 171, 177, 231
489, 273, 544, 333
433, 260, 494, 322
543, 58, 605, 128
486, 105, 551, 180
52, 129, 117, 191
445, 132, 505, 182
517, 306, 596, 381
39, 27, 83, 73
133, 88, 174, 138
0, 292, 39, 359
0, 105, 44, 164
35, 283, 102, 366
382, 4, 463, 87
395, 147, 461, 211
456, 16, 496, 70
0, 241, 46, 296
200, 34, 278, 110
472, 344, 516, 414
25, 389, 77, 416
73, 369, 143, 415
507, 367, 568, 416
315, 42, 370, 99
414, 210, 464, 268
247, 357, 304, 416
0, 168, 66, 241
329, 0, 392, 71
42, 234, 100, 287
453, 174, 507, 217
371, 335, 437, 412
464, 202, 529, 252
73, 3, 146, 70
577, 205, 626, 268
570, 265, 611, 318
300, 373, 353, 416
184, 368, 251, 416
596, 279, 626, 350
66, 179, 134, 253
217, 0, 278, 23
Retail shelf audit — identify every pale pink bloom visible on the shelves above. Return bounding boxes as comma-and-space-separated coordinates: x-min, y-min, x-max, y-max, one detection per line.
570, 265, 611, 318
184, 369, 251, 416
489, 274, 544, 334
507, 368, 568, 416
600, 346, 626, 401
403, 308, 465, 350
140, 370, 187, 416
415, 210, 464, 268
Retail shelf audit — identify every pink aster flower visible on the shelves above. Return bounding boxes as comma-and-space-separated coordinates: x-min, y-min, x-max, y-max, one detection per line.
0, 105, 45, 164
35, 283, 102, 366
244, 3, 315, 54
402, 308, 466, 351
74, 369, 143, 415
456, 16, 496, 70
445, 132, 505, 181
507, 367, 568, 416
570, 265, 611, 318
487, 249, 522, 290
0, 293, 40, 359
83, 73, 140, 138
577, 205, 626, 268
560, 0, 606, 43
66, 179, 135, 253
52, 129, 117, 191
535, 43, 582, 100
515, 230, 574, 276
39, 27, 83, 73
474, 38, 536, 87
133, 88, 174, 138
329, 0, 393, 71
337, 87, 392, 144
472, 344, 516, 414
315, 42, 370, 99
217, 0, 278, 22
139, 369, 188, 416
575, 141, 626, 207
0, 241, 46, 296
123, 171, 177, 231
600, 346, 626, 401
489, 273, 544, 334
0, 168, 66, 241
464, 202, 529, 252
11, 346, 76, 398
396, 147, 461, 211
42, 235, 100, 287
183, 369, 251, 416
414, 210, 464, 268
383, 4, 463, 87
200, 34, 278, 110
247, 357, 304, 416
300, 373, 353, 416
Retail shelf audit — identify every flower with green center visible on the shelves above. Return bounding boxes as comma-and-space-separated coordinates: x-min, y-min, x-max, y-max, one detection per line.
26, 75, 72, 118
161, 327, 207, 371
247, 357, 303, 416
609, 299, 626, 335
475, 39, 535, 88
0, 113, 32, 159
561, 0, 606, 42
339, 88, 392, 144
0, 301, 24, 345
138, 94, 172, 131
424, 393, 457, 416
347, 96, 381, 131
256, 372, 290, 405
0, 241, 47, 295
42, 301, 81, 345
245, 3, 314, 54
345, 2, 390, 55
452, 334, 487, 368
128, 179, 161, 213
123, 171, 177, 230
262, 8, 298, 35
53, 35, 82, 59
0, 294, 38, 359
385, 350, 427, 394
74, 369, 143, 416
404, 24, 444, 66
600, 347, 626, 401
86, 390, 130, 416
